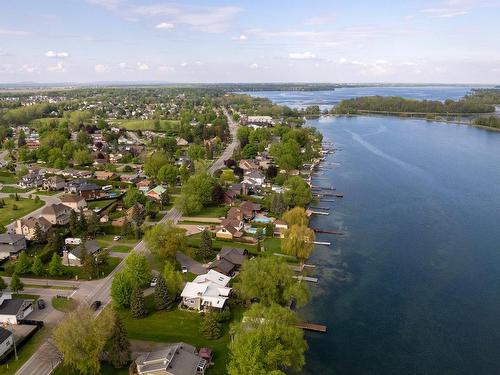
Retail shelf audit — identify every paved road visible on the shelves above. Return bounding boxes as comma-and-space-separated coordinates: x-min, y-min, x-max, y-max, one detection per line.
16, 108, 239, 375
176, 252, 205, 275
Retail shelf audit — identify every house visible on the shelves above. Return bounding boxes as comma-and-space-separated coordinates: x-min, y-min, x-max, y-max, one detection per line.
273, 219, 289, 238
181, 270, 231, 311
94, 171, 117, 180
242, 170, 265, 190
0, 292, 33, 324
208, 247, 248, 276
135, 343, 207, 375
65, 180, 101, 200
228, 201, 261, 221
42, 176, 65, 191
0, 327, 14, 358
41, 203, 72, 225
239, 159, 259, 171
0, 234, 27, 260
242, 115, 274, 128
18, 171, 43, 189
176, 137, 189, 147
120, 173, 140, 184
136, 179, 153, 193
15, 216, 52, 241
111, 203, 145, 227
62, 240, 101, 267
60, 194, 87, 211
146, 185, 166, 201
216, 218, 244, 240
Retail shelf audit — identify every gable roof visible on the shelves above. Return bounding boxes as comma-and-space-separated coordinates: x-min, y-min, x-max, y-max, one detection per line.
41, 203, 70, 216
19, 216, 52, 230
0, 327, 12, 343
219, 247, 248, 265
208, 258, 235, 275
0, 233, 25, 244
60, 194, 86, 203
69, 240, 100, 259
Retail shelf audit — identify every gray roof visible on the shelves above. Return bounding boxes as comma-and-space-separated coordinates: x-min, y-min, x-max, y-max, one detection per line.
208, 259, 235, 275
0, 298, 25, 315
0, 327, 12, 343
219, 247, 248, 266
0, 233, 25, 244
136, 343, 205, 375
69, 240, 100, 259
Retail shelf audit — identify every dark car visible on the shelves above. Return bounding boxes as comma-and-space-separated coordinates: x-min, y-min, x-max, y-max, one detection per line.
90, 300, 102, 311
37, 299, 46, 309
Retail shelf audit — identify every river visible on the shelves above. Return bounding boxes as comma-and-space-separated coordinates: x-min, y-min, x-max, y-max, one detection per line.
247, 88, 500, 375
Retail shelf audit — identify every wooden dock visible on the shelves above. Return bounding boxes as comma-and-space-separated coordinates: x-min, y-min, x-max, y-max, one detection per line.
293, 275, 318, 283
321, 199, 335, 202
312, 228, 344, 235
313, 241, 331, 246
310, 206, 330, 210
310, 211, 329, 216
296, 322, 328, 333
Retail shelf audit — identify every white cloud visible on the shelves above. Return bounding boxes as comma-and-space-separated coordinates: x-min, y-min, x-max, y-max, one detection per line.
119, 62, 127, 69
420, 0, 499, 18
155, 22, 174, 29
249, 63, 259, 69
248, 28, 324, 38
137, 62, 149, 71
232, 34, 247, 41
421, 8, 468, 17
159, 65, 175, 72
94, 64, 110, 73
45, 50, 69, 58
304, 15, 335, 25
194, 61, 204, 66
47, 61, 67, 72
289, 52, 317, 60
87, 0, 121, 10
0, 28, 30, 36
19, 64, 38, 73
180, 62, 188, 67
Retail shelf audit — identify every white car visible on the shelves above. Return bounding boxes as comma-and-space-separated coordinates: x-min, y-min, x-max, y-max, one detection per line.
181, 266, 188, 274
196, 225, 205, 231
150, 277, 158, 287
113, 236, 121, 241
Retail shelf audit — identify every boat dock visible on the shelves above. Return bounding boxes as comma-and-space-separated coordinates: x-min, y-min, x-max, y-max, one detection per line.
310, 206, 330, 210
296, 322, 328, 333
313, 241, 331, 246
312, 228, 344, 235
310, 211, 329, 216
293, 275, 318, 283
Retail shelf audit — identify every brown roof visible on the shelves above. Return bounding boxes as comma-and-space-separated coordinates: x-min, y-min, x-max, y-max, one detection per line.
239, 201, 261, 216
19, 216, 52, 230
60, 194, 85, 203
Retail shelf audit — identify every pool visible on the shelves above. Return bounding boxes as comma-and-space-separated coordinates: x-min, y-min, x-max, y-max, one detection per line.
246, 227, 258, 234
253, 217, 272, 223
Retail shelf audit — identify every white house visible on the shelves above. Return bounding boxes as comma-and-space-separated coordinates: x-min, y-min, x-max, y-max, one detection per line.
0, 327, 14, 358
181, 270, 231, 311
0, 292, 33, 325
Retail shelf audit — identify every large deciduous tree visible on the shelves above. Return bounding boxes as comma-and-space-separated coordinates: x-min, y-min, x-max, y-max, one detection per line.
283, 176, 312, 207
282, 207, 309, 227
124, 253, 151, 288
111, 270, 134, 308
282, 224, 315, 266
144, 221, 186, 261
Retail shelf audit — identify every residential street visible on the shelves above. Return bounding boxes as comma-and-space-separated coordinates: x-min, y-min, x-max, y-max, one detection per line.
15, 107, 239, 375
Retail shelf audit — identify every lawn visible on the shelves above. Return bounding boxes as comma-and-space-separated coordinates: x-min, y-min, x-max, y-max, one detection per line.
53, 364, 129, 375
65, 256, 121, 280
33, 190, 60, 196
186, 234, 282, 257
113, 119, 180, 131
0, 186, 30, 193
109, 245, 132, 253
0, 197, 44, 232
0, 169, 17, 184
51, 297, 78, 312
88, 198, 117, 210
0, 327, 48, 375
120, 295, 244, 375
189, 205, 229, 218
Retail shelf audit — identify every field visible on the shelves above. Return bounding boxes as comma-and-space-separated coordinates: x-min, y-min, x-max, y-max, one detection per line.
112, 119, 180, 131
0, 197, 44, 232
120, 295, 243, 375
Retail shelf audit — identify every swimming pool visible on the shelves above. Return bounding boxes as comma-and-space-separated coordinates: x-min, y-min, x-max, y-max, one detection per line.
253, 217, 272, 223
246, 227, 258, 234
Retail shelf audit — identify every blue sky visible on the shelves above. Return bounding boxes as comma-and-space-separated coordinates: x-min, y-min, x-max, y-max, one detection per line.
1, 0, 499, 83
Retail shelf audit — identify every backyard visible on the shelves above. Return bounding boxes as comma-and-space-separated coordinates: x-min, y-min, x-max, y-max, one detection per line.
0, 197, 44, 232
112, 119, 180, 131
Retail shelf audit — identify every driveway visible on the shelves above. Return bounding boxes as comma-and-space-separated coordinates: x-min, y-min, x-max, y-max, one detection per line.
176, 251, 205, 275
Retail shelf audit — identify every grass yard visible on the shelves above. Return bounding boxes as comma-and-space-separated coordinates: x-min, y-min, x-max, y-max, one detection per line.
0, 327, 48, 375
12, 293, 40, 300
0, 186, 30, 193
53, 364, 129, 375
65, 256, 121, 280
120, 296, 244, 375
33, 190, 60, 196
190, 205, 229, 218
109, 245, 132, 253
113, 119, 180, 131
186, 234, 282, 257
51, 297, 78, 312
0, 169, 17, 184
0, 197, 44, 232
88, 198, 117, 210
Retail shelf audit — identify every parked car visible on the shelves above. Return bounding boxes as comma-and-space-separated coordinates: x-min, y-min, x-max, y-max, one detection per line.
181, 266, 188, 273
113, 236, 121, 241
90, 300, 102, 311
150, 276, 158, 287
37, 299, 46, 309
196, 225, 205, 231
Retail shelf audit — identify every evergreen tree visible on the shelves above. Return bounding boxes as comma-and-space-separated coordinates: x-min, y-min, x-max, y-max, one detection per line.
32, 222, 46, 244
130, 287, 147, 319
154, 275, 173, 311
45, 229, 63, 254
87, 212, 99, 238
121, 219, 131, 237
106, 313, 131, 368
81, 248, 98, 279
200, 310, 222, 339
78, 208, 87, 233
31, 256, 44, 276
48, 252, 64, 277
0, 276, 7, 290
196, 229, 213, 261
15, 252, 31, 274
69, 210, 79, 235
10, 272, 24, 292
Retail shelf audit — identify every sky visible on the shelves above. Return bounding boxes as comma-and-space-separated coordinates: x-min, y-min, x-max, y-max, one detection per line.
0, 0, 499, 84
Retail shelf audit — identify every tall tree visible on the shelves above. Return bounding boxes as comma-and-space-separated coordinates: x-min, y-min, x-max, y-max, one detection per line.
283, 176, 312, 207
53, 307, 113, 375
144, 221, 186, 261
69, 210, 79, 235
196, 229, 213, 261
130, 287, 147, 319
10, 272, 24, 292
31, 256, 44, 276
200, 310, 222, 339
0, 276, 6, 291
111, 271, 134, 308
234, 257, 309, 307
124, 253, 151, 288
163, 261, 184, 297
15, 252, 31, 274
154, 274, 173, 310
32, 222, 46, 244
48, 252, 64, 277
86, 212, 100, 238
282, 207, 309, 227
105, 312, 131, 368
282, 224, 315, 266
228, 303, 307, 375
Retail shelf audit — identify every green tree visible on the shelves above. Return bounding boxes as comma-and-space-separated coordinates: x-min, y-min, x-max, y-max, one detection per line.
234, 256, 309, 307
283, 176, 312, 207
144, 152, 169, 178
130, 287, 147, 319
105, 312, 131, 368
69, 209, 79, 235
154, 274, 174, 310
123, 187, 145, 208
31, 256, 44, 276
228, 303, 307, 375
53, 307, 113, 375
111, 271, 134, 308
15, 252, 31, 274
10, 272, 24, 292
282, 207, 309, 227
175, 172, 216, 215
157, 164, 178, 186
87, 212, 100, 238
144, 221, 186, 261
48, 252, 64, 277
32, 222, 46, 244
163, 261, 184, 297
282, 225, 315, 266
196, 229, 213, 261
124, 253, 151, 288
0, 276, 6, 290
73, 149, 93, 165
268, 193, 288, 216
187, 144, 205, 161
200, 310, 222, 339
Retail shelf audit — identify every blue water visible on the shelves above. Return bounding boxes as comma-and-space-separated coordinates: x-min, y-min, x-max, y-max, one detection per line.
253, 217, 273, 224
242, 86, 481, 110
249, 88, 500, 375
